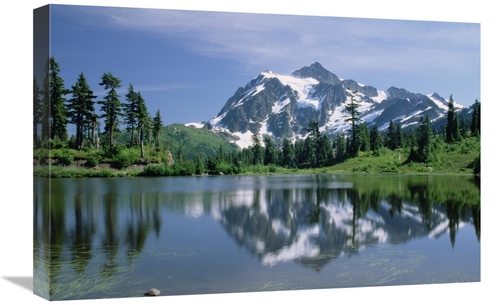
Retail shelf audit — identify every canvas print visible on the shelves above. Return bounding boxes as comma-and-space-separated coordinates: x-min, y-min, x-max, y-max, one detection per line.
33, 4, 480, 301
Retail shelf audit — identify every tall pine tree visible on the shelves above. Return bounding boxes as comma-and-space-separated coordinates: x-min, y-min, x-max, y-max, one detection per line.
41, 57, 70, 144
416, 115, 433, 163
124, 83, 139, 147
445, 95, 460, 143
344, 90, 362, 156
263, 135, 277, 165
471, 99, 480, 137
98, 72, 122, 147
306, 121, 321, 165
369, 125, 382, 152
281, 138, 294, 167
135, 91, 150, 158
152, 109, 163, 149
251, 132, 263, 165
33, 76, 42, 148
67, 72, 96, 150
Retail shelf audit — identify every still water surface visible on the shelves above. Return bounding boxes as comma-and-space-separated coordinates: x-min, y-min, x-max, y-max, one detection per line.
33, 174, 480, 300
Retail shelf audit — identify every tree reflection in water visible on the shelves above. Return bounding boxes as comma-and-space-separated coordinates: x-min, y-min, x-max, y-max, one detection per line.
33, 174, 480, 300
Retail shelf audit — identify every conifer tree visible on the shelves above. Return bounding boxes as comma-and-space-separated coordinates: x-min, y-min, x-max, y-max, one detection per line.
263, 135, 277, 165
385, 120, 396, 150
396, 124, 404, 149
304, 137, 315, 165
333, 133, 348, 162
471, 99, 480, 137
67, 72, 96, 150
445, 95, 460, 143
344, 90, 362, 156
358, 123, 370, 152
281, 138, 294, 167
152, 109, 163, 148
294, 139, 306, 165
124, 84, 139, 147
195, 151, 205, 175
33, 76, 42, 148
135, 91, 150, 158
98, 72, 122, 147
306, 121, 321, 165
416, 115, 433, 162
40, 60, 51, 144
41, 57, 70, 143
369, 125, 382, 152
318, 134, 333, 165
251, 132, 263, 165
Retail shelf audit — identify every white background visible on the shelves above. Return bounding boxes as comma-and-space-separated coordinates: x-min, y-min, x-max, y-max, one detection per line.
0, 1, 497, 304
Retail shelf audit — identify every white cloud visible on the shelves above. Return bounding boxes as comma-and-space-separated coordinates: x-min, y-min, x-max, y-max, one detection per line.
66, 5, 479, 77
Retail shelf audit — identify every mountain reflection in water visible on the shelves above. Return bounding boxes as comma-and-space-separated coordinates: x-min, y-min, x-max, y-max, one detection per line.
33, 174, 480, 300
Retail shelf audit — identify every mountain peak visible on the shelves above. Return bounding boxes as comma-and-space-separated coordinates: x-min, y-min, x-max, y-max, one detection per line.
206, 63, 460, 148
291, 62, 342, 85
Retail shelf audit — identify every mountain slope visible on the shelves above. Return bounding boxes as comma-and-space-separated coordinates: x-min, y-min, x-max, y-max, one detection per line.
161, 124, 239, 159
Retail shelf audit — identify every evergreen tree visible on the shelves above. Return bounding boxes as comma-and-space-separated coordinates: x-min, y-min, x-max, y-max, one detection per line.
333, 133, 348, 162
344, 90, 362, 156
294, 139, 306, 165
281, 138, 295, 167
317, 134, 333, 165
98, 72, 123, 147
135, 91, 150, 158
40, 60, 51, 144
263, 135, 277, 165
67, 72, 96, 150
416, 115, 433, 163
33, 76, 42, 148
396, 124, 404, 149
251, 132, 263, 165
124, 84, 139, 147
369, 125, 382, 152
195, 151, 205, 175
306, 121, 321, 165
152, 109, 163, 148
42, 57, 70, 143
445, 95, 461, 143
304, 137, 315, 165
459, 115, 468, 138
471, 99, 480, 137
358, 123, 370, 152
89, 111, 100, 149
385, 120, 395, 150
404, 129, 417, 149
216, 143, 226, 163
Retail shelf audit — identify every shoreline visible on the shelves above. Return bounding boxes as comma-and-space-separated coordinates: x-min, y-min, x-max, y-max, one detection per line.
33, 163, 478, 179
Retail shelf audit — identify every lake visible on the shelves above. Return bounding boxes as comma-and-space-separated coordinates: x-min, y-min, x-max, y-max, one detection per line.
33, 174, 480, 301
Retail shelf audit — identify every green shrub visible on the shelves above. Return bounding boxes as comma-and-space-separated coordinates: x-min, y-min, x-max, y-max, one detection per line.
115, 148, 141, 169
473, 154, 480, 175
85, 155, 100, 168
142, 164, 169, 176
58, 154, 74, 166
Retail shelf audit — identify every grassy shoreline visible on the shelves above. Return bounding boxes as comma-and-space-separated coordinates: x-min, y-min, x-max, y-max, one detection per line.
33, 148, 479, 178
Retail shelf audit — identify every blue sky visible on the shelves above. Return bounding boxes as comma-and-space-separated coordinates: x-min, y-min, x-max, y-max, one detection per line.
47, 4, 480, 128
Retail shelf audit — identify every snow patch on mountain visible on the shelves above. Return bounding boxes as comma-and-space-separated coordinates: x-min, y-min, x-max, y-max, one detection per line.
185, 122, 204, 128
272, 97, 291, 114
231, 130, 254, 148
264, 71, 321, 110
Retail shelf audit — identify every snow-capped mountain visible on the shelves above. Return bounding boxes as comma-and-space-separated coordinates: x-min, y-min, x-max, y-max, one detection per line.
203, 62, 464, 148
